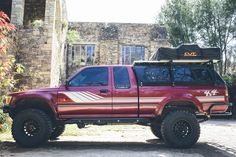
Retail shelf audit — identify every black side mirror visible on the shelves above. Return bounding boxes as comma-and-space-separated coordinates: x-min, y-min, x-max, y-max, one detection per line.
65, 80, 69, 90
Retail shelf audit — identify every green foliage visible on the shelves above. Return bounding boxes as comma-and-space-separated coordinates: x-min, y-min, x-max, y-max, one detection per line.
67, 30, 79, 45
159, 0, 197, 46
0, 111, 8, 132
0, 11, 24, 133
158, 0, 236, 74
30, 20, 44, 28
223, 74, 236, 87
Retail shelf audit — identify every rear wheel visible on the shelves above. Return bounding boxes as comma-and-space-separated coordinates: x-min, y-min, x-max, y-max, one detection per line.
150, 123, 162, 139
12, 109, 52, 147
161, 110, 200, 148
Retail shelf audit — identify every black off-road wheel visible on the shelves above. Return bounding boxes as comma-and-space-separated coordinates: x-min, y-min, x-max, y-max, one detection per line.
12, 109, 52, 148
50, 124, 65, 140
150, 123, 163, 139
161, 110, 200, 148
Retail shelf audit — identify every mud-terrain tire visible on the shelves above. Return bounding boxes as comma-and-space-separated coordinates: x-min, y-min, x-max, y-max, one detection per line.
161, 110, 200, 148
50, 124, 65, 140
150, 123, 162, 139
12, 109, 52, 148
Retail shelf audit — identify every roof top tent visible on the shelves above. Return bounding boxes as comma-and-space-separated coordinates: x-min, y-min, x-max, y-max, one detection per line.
149, 44, 222, 73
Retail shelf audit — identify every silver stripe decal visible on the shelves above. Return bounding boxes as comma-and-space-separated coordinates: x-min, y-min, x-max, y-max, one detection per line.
113, 104, 138, 107
60, 92, 166, 103
63, 92, 83, 102
140, 104, 159, 106
196, 96, 225, 102
81, 92, 101, 100
139, 97, 165, 102
60, 91, 104, 103
77, 92, 95, 101
86, 92, 104, 99
70, 92, 88, 102
196, 96, 224, 99
73, 92, 93, 102
58, 104, 109, 107
59, 104, 158, 107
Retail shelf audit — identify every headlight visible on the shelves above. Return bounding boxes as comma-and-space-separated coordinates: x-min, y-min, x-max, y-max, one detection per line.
4, 96, 12, 105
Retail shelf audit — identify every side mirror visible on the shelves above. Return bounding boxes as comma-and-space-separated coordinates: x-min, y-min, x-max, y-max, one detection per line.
65, 80, 69, 90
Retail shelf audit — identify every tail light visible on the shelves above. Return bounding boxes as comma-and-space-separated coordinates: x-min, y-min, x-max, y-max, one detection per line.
225, 89, 229, 102
225, 89, 229, 97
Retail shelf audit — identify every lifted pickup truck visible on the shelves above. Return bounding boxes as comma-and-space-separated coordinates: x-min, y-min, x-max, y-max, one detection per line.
3, 60, 229, 148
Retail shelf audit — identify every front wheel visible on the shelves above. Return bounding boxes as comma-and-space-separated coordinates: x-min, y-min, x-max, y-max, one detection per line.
161, 110, 200, 148
12, 109, 52, 148
150, 123, 162, 139
50, 124, 65, 140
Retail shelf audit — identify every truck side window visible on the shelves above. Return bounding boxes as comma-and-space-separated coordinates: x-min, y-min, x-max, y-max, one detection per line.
134, 65, 171, 86
113, 67, 131, 89
173, 65, 213, 85
173, 66, 193, 83
69, 67, 108, 87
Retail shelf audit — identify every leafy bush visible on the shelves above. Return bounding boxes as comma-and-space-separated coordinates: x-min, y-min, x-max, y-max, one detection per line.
223, 74, 236, 87
67, 30, 80, 44
30, 20, 44, 28
0, 110, 8, 132
0, 11, 23, 133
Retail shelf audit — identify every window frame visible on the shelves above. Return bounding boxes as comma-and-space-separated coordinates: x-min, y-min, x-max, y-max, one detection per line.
121, 45, 145, 65
70, 44, 96, 66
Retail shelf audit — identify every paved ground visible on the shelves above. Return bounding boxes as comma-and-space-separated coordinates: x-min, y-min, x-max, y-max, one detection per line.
0, 119, 236, 157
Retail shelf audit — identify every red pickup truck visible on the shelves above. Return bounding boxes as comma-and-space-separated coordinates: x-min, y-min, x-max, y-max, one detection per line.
3, 61, 229, 148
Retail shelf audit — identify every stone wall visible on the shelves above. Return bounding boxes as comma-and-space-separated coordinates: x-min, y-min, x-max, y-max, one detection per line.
67, 22, 170, 75
10, 0, 68, 89
14, 27, 52, 88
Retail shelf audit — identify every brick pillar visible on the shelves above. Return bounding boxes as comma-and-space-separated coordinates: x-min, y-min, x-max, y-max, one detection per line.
45, 0, 61, 87
11, 0, 25, 25
44, 0, 56, 30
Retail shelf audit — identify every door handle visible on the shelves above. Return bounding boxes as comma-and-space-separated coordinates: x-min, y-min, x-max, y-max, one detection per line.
100, 89, 109, 93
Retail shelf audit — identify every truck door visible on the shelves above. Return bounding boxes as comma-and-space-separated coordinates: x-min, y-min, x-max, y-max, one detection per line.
134, 65, 171, 117
57, 67, 112, 118
112, 66, 139, 117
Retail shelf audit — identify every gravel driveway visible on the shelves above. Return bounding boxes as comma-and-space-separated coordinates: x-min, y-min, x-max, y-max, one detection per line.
0, 119, 236, 157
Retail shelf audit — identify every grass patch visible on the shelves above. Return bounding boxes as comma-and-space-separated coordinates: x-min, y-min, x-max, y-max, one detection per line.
62, 124, 100, 136
0, 130, 12, 141
0, 124, 99, 142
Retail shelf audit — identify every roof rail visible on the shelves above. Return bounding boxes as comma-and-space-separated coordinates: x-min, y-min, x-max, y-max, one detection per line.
133, 60, 219, 65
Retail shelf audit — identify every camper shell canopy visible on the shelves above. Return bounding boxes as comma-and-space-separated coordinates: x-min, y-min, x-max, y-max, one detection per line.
150, 44, 221, 62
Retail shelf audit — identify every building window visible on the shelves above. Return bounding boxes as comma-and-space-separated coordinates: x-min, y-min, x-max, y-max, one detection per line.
121, 45, 145, 64
23, 0, 46, 26
71, 44, 95, 66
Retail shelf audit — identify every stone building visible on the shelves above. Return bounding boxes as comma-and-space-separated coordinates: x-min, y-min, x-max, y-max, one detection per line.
67, 22, 170, 76
0, 0, 170, 88
0, 0, 68, 88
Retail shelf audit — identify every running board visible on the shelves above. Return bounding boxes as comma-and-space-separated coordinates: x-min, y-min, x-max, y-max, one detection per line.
65, 118, 152, 124
210, 112, 232, 116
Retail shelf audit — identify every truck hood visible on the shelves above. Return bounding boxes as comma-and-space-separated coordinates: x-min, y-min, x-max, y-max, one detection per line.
9, 87, 59, 96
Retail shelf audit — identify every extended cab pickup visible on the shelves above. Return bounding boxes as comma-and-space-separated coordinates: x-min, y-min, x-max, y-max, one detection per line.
3, 61, 229, 148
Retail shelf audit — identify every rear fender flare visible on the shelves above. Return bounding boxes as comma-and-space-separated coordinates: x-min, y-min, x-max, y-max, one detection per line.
156, 94, 203, 116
